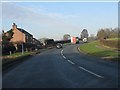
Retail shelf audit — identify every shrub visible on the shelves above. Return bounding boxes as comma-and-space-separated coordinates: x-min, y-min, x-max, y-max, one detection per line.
99, 39, 119, 50
2, 44, 16, 55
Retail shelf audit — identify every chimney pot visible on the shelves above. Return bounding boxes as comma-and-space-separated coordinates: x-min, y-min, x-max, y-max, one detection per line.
12, 23, 17, 30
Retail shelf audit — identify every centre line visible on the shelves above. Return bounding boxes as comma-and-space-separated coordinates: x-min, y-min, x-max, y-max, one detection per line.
67, 60, 75, 65
78, 66, 104, 79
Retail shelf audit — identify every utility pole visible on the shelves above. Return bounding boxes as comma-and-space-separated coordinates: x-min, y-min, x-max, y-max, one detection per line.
22, 42, 24, 55
21, 24, 24, 55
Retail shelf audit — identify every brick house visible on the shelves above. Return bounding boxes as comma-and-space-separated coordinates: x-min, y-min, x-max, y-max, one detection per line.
2, 23, 41, 52
9, 23, 35, 51
10, 23, 33, 44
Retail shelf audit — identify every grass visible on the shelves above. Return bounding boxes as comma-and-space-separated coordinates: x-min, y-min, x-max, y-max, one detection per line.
99, 38, 119, 50
2, 48, 49, 65
107, 38, 120, 40
2, 51, 36, 65
3, 51, 35, 58
79, 41, 119, 60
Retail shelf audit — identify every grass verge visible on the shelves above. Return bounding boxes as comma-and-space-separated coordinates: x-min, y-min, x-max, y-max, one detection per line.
2, 48, 49, 71
79, 41, 119, 60
2, 51, 35, 65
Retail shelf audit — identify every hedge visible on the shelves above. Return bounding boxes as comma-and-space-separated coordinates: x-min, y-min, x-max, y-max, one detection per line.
99, 39, 120, 50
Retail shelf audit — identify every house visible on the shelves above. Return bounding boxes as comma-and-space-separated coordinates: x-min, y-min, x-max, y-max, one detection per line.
10, 23, 33, 44
33, 38, 41, 45
7, 23, 34, 51
32, 38, 42, 49
2, 23, 41, 52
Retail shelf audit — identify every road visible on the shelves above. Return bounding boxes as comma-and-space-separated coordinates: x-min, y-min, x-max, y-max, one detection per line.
2, 43, 118, 88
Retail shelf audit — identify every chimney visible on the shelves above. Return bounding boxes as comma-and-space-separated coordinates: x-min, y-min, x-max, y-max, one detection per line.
12, 23, 17, 30
2, 30, 4, 33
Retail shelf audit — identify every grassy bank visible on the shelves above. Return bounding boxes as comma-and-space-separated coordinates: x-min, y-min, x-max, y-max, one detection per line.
79, 41, 119, 60
2, 51, 35, 65
99, 38, 120, 50
2, 48, 49, 65
3, 51, 34, 57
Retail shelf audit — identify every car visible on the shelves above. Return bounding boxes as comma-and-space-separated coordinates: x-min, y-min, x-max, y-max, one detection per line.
56, 43, 63, 49
83, 38, 88, 43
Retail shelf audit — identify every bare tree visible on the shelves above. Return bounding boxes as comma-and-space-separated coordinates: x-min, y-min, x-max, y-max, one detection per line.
63, 34, 71, 40
81, 29, 88, 39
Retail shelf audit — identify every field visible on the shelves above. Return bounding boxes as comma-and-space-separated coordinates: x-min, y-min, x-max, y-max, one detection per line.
79, 39, 119, 60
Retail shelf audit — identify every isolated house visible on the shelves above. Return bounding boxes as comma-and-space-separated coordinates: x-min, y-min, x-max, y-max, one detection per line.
3, 23, 41, 51
8, 23, 34, 51
10, 23, 33, 44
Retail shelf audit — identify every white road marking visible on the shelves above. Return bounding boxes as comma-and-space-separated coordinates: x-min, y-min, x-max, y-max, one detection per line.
61, 49, 63, 53
61, 49, 66, 59
61, 50, 63, 56
61, 53, 63, 56
78, 66, 104, 79
78, 47, 81, 52
63, 56, 66, 59
61, 49, 104, 79
67, 60, 75, 65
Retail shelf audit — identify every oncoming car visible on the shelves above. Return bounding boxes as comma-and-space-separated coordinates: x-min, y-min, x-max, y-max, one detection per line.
56, 43, 63, 49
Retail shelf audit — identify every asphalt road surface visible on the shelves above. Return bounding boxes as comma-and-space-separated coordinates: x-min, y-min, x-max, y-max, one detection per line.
2, 43, 118, 88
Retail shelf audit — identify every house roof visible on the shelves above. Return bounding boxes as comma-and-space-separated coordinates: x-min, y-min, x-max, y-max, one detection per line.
17, 28, 33, 36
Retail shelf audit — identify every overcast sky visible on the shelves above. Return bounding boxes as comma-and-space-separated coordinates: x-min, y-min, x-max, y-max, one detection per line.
2, 1, 118, 40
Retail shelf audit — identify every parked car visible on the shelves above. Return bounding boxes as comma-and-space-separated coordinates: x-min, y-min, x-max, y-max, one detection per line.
56, 43, 63, 49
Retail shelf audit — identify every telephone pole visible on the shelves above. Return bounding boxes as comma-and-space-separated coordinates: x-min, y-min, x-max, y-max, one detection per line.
21, 24, 24, 55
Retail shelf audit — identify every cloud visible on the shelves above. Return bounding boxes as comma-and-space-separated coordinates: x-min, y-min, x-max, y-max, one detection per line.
3, 3, 80, 23
2, 3, 81, 39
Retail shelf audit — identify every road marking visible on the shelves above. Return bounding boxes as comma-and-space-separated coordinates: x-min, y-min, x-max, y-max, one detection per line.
61, 49, 63, 53
61, 49, 63, 55
61, 49, 104, 79
78, 66, 104, 79
63, 56, 66, 59
61, 53, 63, 56
61, 49, 67, 59
67, 60, 75, 65
61, 50, 63, 55
77, 47, 82, 53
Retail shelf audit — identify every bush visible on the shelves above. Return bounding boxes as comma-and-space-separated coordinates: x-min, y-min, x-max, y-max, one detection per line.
2, 44, 16, 55
99, 39, 119, 50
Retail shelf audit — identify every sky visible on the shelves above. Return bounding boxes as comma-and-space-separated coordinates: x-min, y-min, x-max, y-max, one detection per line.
1, 1, 118, 40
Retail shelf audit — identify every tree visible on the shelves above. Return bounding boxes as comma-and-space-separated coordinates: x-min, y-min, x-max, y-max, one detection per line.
2, 29, 14, 44
63, 34, 71, 40
97, 28, 119, 39
97, 29, 107, 39
2, 30, 15, 55
104, 28, 111, 38
6, 29, 14, 41
109, 28, 118, 38
39, 37, 49, 46
2, 30, 9, 45
81, 29, 88, 39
